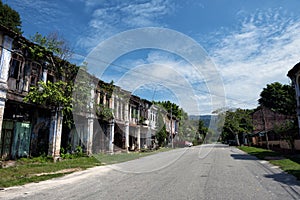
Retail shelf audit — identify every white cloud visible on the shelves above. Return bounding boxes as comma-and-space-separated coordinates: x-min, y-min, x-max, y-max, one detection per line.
77, 0, 175, 51
210, 9, 300, 110
8, 0, 68, 30
99, 50, 216, 115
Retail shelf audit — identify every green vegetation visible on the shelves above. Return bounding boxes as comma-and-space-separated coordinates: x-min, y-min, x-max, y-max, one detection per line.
221, 109, 253, 144
154, 101, 182, 119
238, 146, 300, 180
258, 82, 296, 115
238, 146, 281, 159
0, 148, 170, 188
30, 32, 72, 60
0, 156, 100, 188
0, 0, 22, 33
156, 112, 168, 147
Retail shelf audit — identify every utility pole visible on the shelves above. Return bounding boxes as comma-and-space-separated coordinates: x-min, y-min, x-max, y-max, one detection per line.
171, 105, 174, 148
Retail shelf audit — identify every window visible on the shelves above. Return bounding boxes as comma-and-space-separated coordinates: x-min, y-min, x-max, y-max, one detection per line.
9, 54, 23, 79
47, 73, 54, 83
30, 62, 41, 86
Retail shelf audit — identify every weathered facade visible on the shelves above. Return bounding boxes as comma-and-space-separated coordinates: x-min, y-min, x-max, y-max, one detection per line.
251, 107, 294, 147
0, 25, 177, 160
0, 25, 63, 160
288, 62, 300, 134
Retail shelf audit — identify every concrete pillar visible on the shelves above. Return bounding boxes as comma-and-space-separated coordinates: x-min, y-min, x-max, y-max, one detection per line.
125, 121, 129, 151
120, 101, 123, 120
124, 103, 129, 151
42, 68, 47, 83
109, 119, 115, 153
103, 93, 106, 105
147, 126, 151, 147
129, 105, 132, 122
0, 98, 5, 145
116, 98, 119, 119
86, 116, 94, 155
48, 109, 63, 161
0, 35, 13, 150
137, 126, 141, 150
108, 95, 115, 153
0, 35, 13, 82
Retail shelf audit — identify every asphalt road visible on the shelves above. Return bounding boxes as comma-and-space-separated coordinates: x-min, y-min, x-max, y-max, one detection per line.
1, 144, 300, 200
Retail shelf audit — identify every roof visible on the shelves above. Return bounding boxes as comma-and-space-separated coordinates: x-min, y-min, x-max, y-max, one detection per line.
287, 62, 300, 78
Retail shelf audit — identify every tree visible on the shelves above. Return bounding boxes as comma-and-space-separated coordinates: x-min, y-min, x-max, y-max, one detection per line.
156, 112, 168, 147
0, 0, 22, 33
198, 120, 207, 137
24, 81, 72, 117
197, 120, 208, 142
177, 111, 197, 142
258, 82, 296, 116
30, 32, 72, 61
221, 109, 253, 145
154, 101, 182, 119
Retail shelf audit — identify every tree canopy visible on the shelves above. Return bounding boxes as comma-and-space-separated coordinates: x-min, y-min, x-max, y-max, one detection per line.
258, 82, 296, 115
0, 0, 22, 33
154, 101, 182, 119
30, 32, 72, 61
221, 109, 253, 143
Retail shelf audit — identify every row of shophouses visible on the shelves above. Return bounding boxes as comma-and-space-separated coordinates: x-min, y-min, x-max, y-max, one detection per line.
0, 25, 178, 160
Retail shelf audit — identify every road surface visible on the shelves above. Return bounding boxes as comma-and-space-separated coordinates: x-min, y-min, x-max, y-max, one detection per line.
1, 144, 300, 200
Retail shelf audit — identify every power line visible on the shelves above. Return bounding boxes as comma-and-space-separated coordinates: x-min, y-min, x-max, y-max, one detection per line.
76, 52, 260, 108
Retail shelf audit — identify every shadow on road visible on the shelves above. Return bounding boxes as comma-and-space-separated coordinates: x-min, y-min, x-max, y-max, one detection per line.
230, 154, 258, 160
264, 172, 300, 186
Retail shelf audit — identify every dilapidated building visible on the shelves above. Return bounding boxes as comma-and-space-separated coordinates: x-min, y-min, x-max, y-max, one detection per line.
0, 24, 177, 161
0, 25, 63, 160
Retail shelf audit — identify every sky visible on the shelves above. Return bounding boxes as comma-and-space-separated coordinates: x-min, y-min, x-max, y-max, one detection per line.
5, 0, 300, 115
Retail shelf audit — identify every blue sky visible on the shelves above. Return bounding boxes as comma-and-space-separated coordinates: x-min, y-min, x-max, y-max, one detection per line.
6, 0, 300, 114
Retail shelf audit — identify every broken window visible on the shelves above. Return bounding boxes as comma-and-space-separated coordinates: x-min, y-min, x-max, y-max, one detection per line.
8, 53, 24, 91
47, 73, 54, 83
9, 53, 23, 79
29, 61, 41, 86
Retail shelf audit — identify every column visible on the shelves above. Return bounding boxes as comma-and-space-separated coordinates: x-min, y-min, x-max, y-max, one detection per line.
86, 115, 94, 155
103, 93, 106, 106
109, 95, 115, 153
129, 105, 132, 122
48, 109, 63, 161
147, 126, 151, 147
120, 101, 123, 120
109, 119, 115, 153
0, 35, 13, 144
42, 68, 47, 83
116, 97, 119, 119
124, 103, 129, 151
137, 126, 141, 150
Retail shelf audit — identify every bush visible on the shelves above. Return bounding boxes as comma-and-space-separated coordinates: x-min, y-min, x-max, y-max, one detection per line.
60, 145, 85, 159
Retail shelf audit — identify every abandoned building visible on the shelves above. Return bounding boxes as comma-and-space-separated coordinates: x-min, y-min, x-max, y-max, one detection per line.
250, 107, 294, 148
288, 62, 300, 135
0, 25, 179, 160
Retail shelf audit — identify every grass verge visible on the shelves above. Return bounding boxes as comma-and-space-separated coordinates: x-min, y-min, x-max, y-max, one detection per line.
0, 148, 171, 188
238, 146, 300, 180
